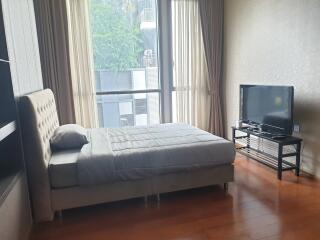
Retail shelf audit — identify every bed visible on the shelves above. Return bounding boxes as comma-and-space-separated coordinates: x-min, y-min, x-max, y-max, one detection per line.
20, 89, 235, 222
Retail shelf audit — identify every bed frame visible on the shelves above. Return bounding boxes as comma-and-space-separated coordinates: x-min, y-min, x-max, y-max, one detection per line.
20, 89, 234, 222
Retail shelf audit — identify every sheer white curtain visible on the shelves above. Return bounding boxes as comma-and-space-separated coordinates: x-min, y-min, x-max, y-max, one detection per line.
66, 0, 98, 128
172, 0, 210, 130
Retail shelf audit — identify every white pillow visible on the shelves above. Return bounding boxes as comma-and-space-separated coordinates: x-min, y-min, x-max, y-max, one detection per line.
50, 124, 88, 150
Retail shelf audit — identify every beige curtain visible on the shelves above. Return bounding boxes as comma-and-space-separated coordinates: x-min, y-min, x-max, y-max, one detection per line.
34, 0, 76, 125
199, 0, 224, 137
172, 0, 210, 130
66, 0, 98, 128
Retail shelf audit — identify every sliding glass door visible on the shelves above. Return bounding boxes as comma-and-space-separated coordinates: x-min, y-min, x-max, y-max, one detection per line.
89, 0, 161, 128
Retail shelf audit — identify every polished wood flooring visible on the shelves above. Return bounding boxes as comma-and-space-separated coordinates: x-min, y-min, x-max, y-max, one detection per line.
29, 154, 320, 240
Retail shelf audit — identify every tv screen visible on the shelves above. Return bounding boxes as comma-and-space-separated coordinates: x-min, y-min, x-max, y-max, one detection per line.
240, 85, 294, 135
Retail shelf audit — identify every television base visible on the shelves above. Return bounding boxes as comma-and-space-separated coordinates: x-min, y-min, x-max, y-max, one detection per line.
232, 126, 302, 180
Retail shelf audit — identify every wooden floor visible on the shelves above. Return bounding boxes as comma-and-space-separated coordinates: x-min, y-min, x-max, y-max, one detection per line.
29, 154, 320, 240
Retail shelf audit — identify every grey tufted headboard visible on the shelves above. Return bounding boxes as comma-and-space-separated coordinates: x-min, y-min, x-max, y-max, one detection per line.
20, 89, 60, 222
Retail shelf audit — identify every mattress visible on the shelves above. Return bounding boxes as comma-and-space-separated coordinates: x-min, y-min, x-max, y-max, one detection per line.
49, 149, 79, 188
78, 123, 235, 186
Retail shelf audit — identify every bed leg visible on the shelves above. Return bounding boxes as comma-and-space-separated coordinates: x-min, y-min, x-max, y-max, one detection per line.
56, 210, 63, 221
156, 193, 160, 208
223, 183, 229, 191
144, 195, 148, 208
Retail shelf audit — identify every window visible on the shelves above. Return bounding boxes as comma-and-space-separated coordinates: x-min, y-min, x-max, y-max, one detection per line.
90, 0, 161, 128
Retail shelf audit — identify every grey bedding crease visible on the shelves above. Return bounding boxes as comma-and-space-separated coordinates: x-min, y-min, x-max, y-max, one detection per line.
77, 123, 235, 186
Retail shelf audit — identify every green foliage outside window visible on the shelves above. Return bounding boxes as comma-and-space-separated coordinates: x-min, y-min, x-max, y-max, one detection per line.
90, 0, 143, 71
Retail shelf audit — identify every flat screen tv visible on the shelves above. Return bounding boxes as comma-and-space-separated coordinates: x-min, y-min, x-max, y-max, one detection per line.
240, 85, 294, 135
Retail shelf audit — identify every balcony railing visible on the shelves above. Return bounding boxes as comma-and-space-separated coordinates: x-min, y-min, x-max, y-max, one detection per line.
140, 8, 156, 29
141, 8, 155, 22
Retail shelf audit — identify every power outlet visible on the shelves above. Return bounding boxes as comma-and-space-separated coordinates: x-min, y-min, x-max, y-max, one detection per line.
293, 123, 300, 133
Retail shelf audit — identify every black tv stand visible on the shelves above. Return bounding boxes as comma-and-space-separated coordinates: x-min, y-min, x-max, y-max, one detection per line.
232, 126, 302, 180
271, 134, 287, 140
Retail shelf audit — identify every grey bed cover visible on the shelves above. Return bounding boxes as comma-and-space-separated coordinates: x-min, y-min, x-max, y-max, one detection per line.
78, 123, 235, 186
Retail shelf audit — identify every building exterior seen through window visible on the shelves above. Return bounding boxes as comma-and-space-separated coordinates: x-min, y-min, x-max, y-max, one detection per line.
90, 0, 160, 128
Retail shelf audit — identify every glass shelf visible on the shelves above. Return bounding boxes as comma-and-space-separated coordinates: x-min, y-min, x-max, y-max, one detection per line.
0, 121, 16, 142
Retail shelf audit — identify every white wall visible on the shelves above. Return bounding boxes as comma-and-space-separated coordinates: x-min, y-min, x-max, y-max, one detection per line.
224, 0, 320, 176
2, 0, 43, 96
